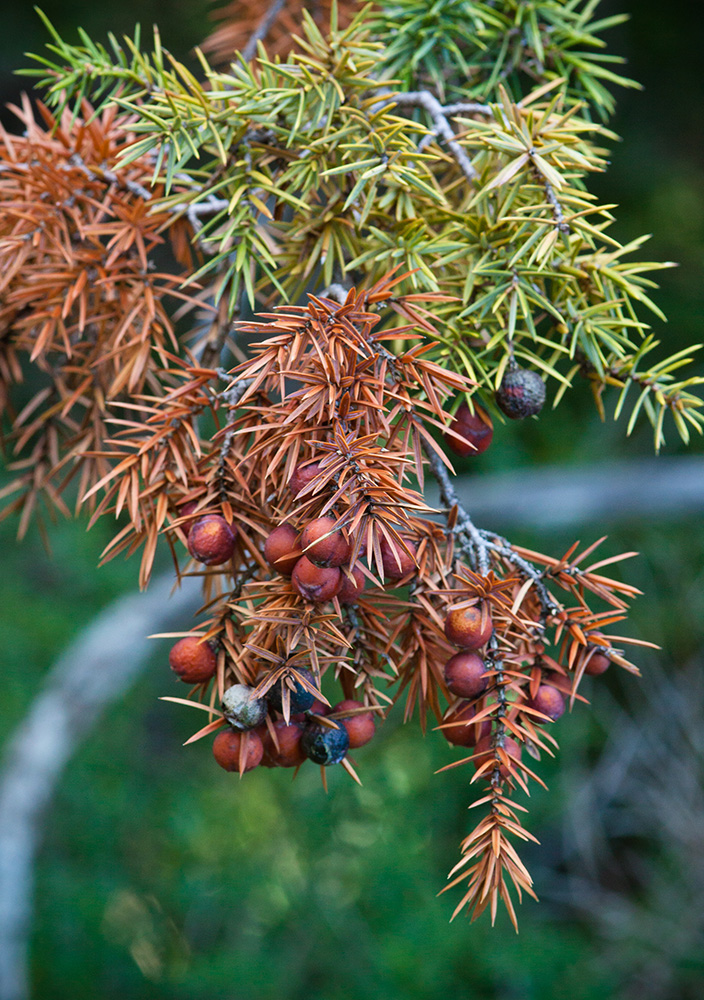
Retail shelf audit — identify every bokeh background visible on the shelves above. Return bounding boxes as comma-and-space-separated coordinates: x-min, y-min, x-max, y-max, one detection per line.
1, 2, 703, 998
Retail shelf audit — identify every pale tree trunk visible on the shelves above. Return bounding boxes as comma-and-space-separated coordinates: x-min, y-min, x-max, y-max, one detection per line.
0, 574, 200, 1000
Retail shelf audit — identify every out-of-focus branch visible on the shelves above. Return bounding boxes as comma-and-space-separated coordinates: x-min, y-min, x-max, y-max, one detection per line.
241, 0, 287, 62
425, 455, 704, 531
0, 574, 201, 1000
540, 659, 704, 999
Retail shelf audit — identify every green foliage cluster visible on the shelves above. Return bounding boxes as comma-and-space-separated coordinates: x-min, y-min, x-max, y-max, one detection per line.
368, 0, 639, 114
23, 0, 703, 448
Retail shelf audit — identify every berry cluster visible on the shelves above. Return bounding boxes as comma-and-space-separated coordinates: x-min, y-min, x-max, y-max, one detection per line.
170, 636, 377, 776
145, 283, 635, 927
168, 454, 422, 779
214, 672, 375, 775
165, 359, 616, 800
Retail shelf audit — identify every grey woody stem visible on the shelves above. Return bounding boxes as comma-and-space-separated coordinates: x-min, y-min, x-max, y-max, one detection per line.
216, 374, 255, 493
377, 91, 491, 184
422, 440, 560, 616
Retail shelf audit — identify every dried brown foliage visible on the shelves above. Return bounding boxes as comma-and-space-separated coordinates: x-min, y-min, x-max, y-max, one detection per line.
203, 0, 356, 63
0, 98, 201, 535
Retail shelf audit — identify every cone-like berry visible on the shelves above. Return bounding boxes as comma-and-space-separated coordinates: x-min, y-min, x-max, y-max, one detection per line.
348, 531, 368, 560
301, 516, 350, 568
584, 632, 611, 675
445, 402, 494, 457
187, 515, 235, 565
291, 556, 341, 601
495, 367, 546, 419
212, 728, 263, 772
444, 604, 493, 649
332, 700, 376, 749
289, 461, 322, 497
268, 668, 316, 715
380, 537, 417, 581
293, 698, 329, 723
542, 671, 571, 696
444, 652, 488, 698
264, 523, 300, 576
260, 720, 306, 768
473, 735, 522, 780
443, 702, 491, 747
169, 636, 217, 684
528, 684, 565, 721
301, 720, 350, 765
337, 566, 366, 605
585, 651, 611, 676
222, 684, 268, 731
175, 500, 200, 543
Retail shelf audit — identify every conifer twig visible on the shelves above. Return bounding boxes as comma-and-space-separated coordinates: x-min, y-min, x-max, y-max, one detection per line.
422, 440, 559, 615
377, 91, 491, 183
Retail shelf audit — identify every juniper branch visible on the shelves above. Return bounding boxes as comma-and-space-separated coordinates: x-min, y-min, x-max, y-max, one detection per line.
377, 91, 491, 184
422, 440, 559, 616
66, 153, 153, 201
485, 632, 510, 788
540, 176, 571, 234
214, 373, 255, 499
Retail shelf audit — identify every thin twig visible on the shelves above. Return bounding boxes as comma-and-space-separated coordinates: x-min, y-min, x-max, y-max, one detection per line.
215, 373, 255, 500
486, 633, 509, 789
422, 441, 559, 615
541, 176, 570, 234
67, 153, 153, 201
242, 0, 287, 62
378, 91, 491, 184
199, 286, 241, 368
319, 283, 350, 304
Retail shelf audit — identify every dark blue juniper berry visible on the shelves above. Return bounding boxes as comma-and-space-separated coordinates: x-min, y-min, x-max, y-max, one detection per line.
268, 668, 316, 715
301, 720, 349, 766
495, 366, 545, 419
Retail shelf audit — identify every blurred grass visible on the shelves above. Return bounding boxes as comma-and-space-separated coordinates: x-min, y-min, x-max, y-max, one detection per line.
3, 504, 702, 999
1, 0, 704, 997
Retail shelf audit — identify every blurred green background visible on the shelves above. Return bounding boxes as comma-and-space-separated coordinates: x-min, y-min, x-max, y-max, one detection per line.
1, 2, 703, 998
